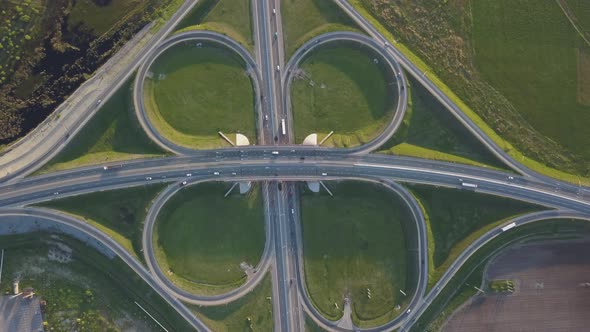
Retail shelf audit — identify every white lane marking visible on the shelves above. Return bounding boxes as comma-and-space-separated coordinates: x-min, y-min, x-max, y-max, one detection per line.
354, 163, 590, 207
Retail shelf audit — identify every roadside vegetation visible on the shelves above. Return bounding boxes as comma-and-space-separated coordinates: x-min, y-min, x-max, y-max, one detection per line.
354, 0, 590, 183
305, 315, 328, 332
379, 77, 507, 170
144, 43, 256, 149
38, 77, 165, 174
34, 184, 166, 261
0, 0, 182, 148
301, 181, 413, 327
291, 42, 396, 148
154, 182, 265, 295
192, 274, 273, 331
175, 0, 253, 51
407, 185, 542, 288
410, 219, 590, 332
282, 0, 361, 57
0, 232, 195, 331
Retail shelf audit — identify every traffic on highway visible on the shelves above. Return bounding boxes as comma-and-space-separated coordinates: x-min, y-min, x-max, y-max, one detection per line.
0, 0, 589, 331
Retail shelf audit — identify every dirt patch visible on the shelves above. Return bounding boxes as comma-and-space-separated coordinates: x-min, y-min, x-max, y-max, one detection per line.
577, 48, 590, 106
442, 238, 590, 332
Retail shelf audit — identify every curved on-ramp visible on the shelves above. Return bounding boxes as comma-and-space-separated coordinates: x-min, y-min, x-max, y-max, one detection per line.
403, 209, 590, 331
142, 180, 274, 305
133, 30, 263, 155
282, 31, 408, 155
0, 207, 210, 332
293, 178, 428, 332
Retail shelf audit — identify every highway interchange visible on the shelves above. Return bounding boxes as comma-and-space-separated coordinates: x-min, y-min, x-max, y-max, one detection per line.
0, 0, 590, 331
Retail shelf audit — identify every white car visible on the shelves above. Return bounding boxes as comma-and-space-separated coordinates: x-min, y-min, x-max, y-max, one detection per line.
96, 99, 102, 105
291, 209, 295, 214
321, 173, 328, 176
103, 166, 108, 170
146, 177, 152, 180
232, 172, 237, 176
186, 173, 192, 177
53, 192, 59, 195
272, 8, 276, 14
508, 176, 514, 180
213, 172, 220, 175
181, 181, 187, 186
276, 65, 280, 71
272, 151, 279, 155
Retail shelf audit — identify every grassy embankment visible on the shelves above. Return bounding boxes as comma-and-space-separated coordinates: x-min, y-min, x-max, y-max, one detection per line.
352, 0, 590, 185
154, 182, 265, 295
407, 185, 543, 289
38, 77, 165, 174
410, 219, 590, 332
301, 181, 414, 327
0, 232, 195, 331
192, 274, 273, 331
175, 0, 254, 52
291, 43, 396, 147
282, 0, 361, 57
379, 77, 508, 170
144, 43, 256, 149
34, 184, 166, 261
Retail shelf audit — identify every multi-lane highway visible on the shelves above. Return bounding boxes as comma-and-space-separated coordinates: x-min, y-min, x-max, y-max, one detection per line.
1, 0, 590, 331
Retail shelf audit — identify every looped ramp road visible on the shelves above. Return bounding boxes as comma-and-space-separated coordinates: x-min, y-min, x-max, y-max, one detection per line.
0, 0, 590, 331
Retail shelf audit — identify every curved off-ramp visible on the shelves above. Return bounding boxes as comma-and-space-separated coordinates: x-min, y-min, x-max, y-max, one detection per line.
293, 178, 428, 332
142, 179, 274, 306
133, 30, 263, 155
0, 207, 210, 332
282, 31, 408, 155
402, 209, 590, 330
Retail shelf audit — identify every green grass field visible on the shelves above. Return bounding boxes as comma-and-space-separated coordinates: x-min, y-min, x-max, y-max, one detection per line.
301, 181, 413, 327
358, 0, 590, 180
291, 43, 396, 148
407, 185, 542, 288
175, 0, 253, 50
379, 77, 507, 170
282, 0, 361, 57
0, 233, 195, 331
411, 219, 590, 332
145, 43, 256, 149
472, 0, 590, 174
154, 182, 265, 295
38, 78, 165, 174
35, 184, 166, 261
193, 274, 273, 331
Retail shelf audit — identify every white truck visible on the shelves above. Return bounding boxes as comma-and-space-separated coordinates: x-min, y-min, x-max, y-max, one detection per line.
461, 182, 478, 188
281, 119, 286, 135
501, 222, 516, 232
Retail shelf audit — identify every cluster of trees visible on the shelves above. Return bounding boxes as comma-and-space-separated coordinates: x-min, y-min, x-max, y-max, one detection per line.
0, 0, 167, 144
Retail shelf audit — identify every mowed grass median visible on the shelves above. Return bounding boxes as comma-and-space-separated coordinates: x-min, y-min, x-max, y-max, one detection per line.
301, 181, 414, 327
407, 185, 542, 288
154, 182, 265, 295
282, 0, 360, 57
192, 274, 273, 331
35, 184, 167, 261
144, 43, 256, 149
39, 77, 165, 174
291, 43, 397, 148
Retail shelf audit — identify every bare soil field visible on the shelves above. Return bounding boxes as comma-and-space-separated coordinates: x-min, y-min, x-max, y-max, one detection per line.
442, 238, 590, 332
